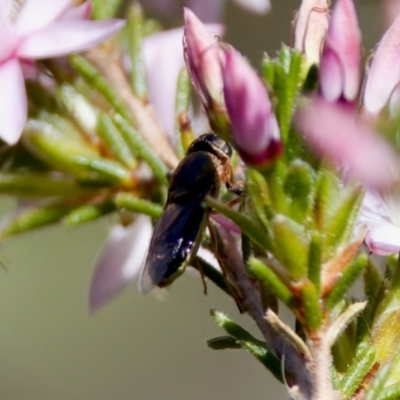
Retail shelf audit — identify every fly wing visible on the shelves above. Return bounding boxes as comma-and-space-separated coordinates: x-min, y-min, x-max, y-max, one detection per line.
137, 201, 207, 294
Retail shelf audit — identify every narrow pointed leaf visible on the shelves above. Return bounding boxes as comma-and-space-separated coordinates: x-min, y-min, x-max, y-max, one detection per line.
248, 257, 294, 307
175, 68, 191, 159
265, 309, 311, 359
284, 160, 315, 222
365, 362, 393, 400
326, 254, 368, 309
301, 280, 322, 331
313, 170, 339, 233
23, 120, 131, 184
262, 53, 275, 87
113, 114, 168, 185
210, 310, 282, 381
0, 204, 71, 238
0, 173, 97, 198
206, 196, 273, 250
308, 231, 323, 293
70, 55, 131, 121
379, 383, 400, 400
207, 335, 241, 350
127, 3, 147, 101
327, 302, 367, 348
114, 193, 162, 218
64, 201, 116, 225
246, 168, 272, 229
337, 345, 376, 397
271, 214, 308, 280
325, 185, 362, 250
97, 114, 137, 168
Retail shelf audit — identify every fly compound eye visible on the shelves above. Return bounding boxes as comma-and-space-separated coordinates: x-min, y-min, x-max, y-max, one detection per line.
187, 133, 232, 158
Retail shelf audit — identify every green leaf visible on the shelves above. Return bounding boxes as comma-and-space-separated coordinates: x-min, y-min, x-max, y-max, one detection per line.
378, 383, 400, 400
113, 115, 169, 185
261, 162, 289, 215
365, 363, 393, 400
127, 3, 147, 101
64, 201, 116, 225
284, 160, 315, 222
247, 258, 293, 307
301, 280, 322, 331
69, 55, 131, 121
313, 170, 339, 233
271, 214, 308, 280
307, 231, 323, 294
265, 309, 311, 359
210, 310, 282, 381
0, 204, 71, 238
97, 114, 137, 168
325, 185, 362, 251
174, 68, 192, 159
246, 168, 272, 229
207, 335, 241, 350
262, 53, 275, 87
23, 120, 131, 185
327, 302, 366, 349
357, 260, 385, 344
326, 254, 368, 310
205, 196, 273, 251
114, 193, 163, 218
0, 173, 98, 198
337, 345, 376, 398
263, 46, 302, 143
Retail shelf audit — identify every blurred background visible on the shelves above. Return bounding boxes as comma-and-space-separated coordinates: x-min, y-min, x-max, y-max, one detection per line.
0, 0, 388, 399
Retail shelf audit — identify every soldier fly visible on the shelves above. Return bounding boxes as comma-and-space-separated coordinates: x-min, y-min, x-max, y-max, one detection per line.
138, 133, 241, 294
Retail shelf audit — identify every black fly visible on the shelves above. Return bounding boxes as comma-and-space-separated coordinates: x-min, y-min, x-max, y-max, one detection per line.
138, 133, 241, 293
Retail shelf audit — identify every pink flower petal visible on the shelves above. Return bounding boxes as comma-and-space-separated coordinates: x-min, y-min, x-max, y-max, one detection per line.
223, 47, 281, 164
294, 96, 400, 190
16, 0, 72, 36
183, 8, 225, 107
17, 19, 125, 59
0, 59, 27, 145
319, 47, 343, 101
363, 13, 400, 113
61, 1, 92, 20
365, 223, 400, 255
89, 216, 153, 313
360, 190, 391, 224
320, 0, 361, 101
232, 0, 271, 14
330, 0, 360, 100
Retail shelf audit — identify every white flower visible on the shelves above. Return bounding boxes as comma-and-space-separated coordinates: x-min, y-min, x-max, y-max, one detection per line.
0, 0, 125, 145
89, 215, 152, 312
359, 188, 400, 256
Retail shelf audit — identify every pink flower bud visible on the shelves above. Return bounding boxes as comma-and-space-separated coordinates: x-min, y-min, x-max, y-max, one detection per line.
319, 0, 361, 102
223, 48, 281, 165
183, 8, 225, 109
293, 0, 330, 66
